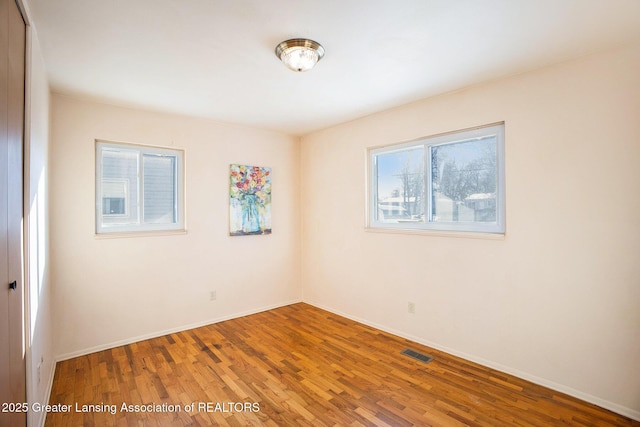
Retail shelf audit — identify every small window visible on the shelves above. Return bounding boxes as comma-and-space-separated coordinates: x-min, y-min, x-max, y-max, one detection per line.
96, 141, 184, 234
102, 197, 126, 215
369, 123, 505, 234
102, 179, 128, 216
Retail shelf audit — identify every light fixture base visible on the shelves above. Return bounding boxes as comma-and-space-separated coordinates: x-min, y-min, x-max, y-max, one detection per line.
275, 38, 325, 72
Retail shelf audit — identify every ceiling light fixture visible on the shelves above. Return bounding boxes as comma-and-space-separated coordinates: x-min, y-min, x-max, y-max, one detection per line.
275, 38, 325, 72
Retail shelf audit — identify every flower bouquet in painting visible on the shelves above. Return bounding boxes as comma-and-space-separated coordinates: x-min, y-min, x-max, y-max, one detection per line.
229, 164, 272, 236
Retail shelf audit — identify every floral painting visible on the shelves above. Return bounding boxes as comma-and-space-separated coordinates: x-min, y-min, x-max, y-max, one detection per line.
229, 164, 272, 236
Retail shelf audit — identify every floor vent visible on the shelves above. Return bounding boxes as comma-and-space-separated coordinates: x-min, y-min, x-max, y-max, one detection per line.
401, 348, 433, 364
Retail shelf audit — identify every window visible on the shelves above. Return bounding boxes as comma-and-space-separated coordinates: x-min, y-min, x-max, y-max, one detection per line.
369, 123, 505, 234
96, 141, 185, 234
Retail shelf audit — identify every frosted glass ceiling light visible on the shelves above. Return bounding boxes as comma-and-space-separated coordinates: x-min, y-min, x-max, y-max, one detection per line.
275, 38, 325, 72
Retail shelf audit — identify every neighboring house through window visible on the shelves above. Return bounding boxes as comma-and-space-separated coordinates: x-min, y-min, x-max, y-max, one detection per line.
102, 179, 128, 216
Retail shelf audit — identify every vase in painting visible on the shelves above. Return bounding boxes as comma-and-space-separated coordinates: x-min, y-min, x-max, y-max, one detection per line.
242, 194, 260, 233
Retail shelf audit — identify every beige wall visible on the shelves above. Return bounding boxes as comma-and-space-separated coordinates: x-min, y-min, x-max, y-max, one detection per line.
23, 8, 54, 427
50, 96, 301, 359
300, 43, 640, 418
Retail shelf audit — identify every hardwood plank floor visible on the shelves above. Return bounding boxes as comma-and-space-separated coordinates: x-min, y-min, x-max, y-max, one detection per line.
45, 303, 638, 426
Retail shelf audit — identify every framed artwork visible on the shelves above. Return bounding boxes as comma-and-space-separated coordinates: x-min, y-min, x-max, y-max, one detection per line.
229, 164, 272, 236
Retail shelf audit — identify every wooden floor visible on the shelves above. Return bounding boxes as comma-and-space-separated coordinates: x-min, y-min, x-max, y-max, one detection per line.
45, 303, 638, 426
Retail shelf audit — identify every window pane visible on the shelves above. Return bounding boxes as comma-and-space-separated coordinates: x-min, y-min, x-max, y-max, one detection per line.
102, 197, 125, 215
431, 136, 497, 224
143, 154, 177, 224
375, 147, 425, 223
101, 150, 139, 226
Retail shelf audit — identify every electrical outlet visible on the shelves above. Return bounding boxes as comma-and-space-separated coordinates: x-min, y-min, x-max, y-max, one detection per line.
408, 302, 415, 314
210, 291, 216, 301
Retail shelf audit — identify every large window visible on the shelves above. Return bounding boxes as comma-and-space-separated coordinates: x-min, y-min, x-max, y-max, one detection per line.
369, 123, 505, 234
96, 141, 185, 234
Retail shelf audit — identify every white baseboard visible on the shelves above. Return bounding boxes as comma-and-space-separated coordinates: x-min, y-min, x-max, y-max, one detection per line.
54, 299, 302, 362
305, 301, 640, 422
35, 358, 57, 427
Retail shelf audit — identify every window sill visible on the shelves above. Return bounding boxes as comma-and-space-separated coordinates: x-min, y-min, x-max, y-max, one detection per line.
94, 229, 188, 239
364, 226, 505, 240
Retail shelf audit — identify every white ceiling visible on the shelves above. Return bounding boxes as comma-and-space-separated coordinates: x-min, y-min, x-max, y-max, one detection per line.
28, 0, 640, 136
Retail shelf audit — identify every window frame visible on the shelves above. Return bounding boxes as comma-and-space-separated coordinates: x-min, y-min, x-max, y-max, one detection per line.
368, 123, 505, 234
95, 140, 185, 235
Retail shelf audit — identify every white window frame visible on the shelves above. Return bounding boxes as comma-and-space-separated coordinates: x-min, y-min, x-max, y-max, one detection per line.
96, 140, 185, 234
368, 123, 505, 234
